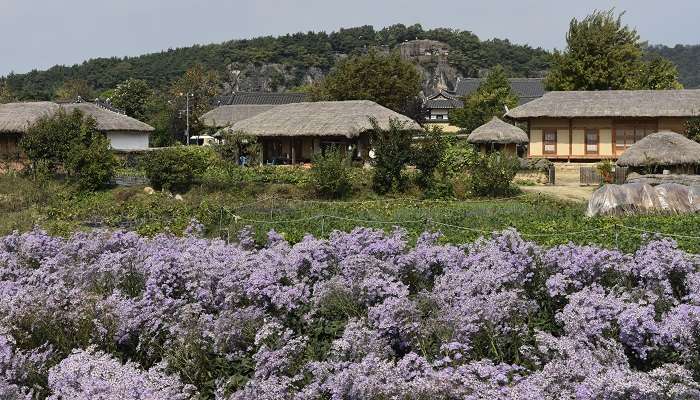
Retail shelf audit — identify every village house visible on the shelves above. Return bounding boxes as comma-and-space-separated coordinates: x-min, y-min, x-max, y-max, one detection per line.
202, 92, 309, 132
220, 100, 422, 164
422, 78, 546, 133
0, 100, 154, 156
505, 90, 700, 161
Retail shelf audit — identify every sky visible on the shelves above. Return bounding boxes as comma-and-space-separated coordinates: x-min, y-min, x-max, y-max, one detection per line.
1, 0, 699, 76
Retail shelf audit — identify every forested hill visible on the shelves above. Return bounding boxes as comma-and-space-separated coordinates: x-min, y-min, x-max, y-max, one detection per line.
2, 24, 551, 100
646, 44, 700, 88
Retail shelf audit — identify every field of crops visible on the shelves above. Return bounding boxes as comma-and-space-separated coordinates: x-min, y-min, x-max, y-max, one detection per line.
2, 224, 700, 398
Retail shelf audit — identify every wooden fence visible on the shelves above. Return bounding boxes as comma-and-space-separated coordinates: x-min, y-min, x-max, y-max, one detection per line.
580, 166, 628, 185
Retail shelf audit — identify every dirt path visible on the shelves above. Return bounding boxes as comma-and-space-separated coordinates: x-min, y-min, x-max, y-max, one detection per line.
519, 185, 595, 203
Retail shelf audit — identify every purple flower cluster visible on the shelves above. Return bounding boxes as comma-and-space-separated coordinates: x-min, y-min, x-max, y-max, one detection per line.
0, 224, 700, 399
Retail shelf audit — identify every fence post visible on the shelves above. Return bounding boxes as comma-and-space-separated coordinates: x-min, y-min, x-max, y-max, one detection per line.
548, 166, 556, 186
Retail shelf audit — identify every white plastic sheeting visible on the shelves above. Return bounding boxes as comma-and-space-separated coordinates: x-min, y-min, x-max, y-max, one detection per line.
587, 183, 700, 217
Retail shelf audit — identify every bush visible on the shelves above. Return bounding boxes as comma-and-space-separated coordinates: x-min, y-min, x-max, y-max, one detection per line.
370, 118, 414, 194
469, 151, 520, 197
412, 127, 448, 190
142, 147, 214, 192
65, 132, 116, 191
438, 141, 478, 177
311, 149, 352, 199
214, 130, 261, 165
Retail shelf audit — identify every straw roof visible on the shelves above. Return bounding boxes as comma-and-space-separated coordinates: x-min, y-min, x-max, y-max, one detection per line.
62, 103, 154, 132
467, 116, 529, 144
506, 90, 700, 119
226, 100, 422, 138
201, 105, 276, 128
0, 102, 60, 133
616, 131, 700, 167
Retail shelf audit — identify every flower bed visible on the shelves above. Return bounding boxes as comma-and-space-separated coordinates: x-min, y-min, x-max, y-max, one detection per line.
1, 226, 700, 398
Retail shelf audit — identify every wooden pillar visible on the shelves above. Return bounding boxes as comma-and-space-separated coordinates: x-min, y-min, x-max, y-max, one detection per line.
291, 137, 296, 164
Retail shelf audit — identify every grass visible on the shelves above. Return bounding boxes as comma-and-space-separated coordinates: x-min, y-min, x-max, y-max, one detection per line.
2, 174, 700, 253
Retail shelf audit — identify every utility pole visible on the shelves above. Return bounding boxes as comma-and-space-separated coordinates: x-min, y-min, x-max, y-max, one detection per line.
180, 92, 194, 145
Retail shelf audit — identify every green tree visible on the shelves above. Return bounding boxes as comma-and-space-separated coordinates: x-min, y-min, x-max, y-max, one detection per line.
685, 117, 700, 143
20, 109, 83, 173
312, 50, 422, 115
370, 118, 414, 194
310, 149, 352, 199
0, 81, 15, 104
65, 120, 116, 191
54, 79, 95, 101
450, 66, 518, 133
469, 151, 520, 197
546, 9, 681, 90
169, 65, 221, 142
412, 126, 448, 189
110, 78, 153, 120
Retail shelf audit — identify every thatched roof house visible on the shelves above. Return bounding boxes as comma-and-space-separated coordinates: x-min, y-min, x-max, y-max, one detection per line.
507, 90, 700, 119
616, 131, 700, 169
224, 100, 421, 164
468, 117, 528, 144
0, 102, 60, 133
201, 105, 276, 129
228, 100, 421, 138
0, 101, 154, 153
62, 103, 154, 133
505, 89, 700, 161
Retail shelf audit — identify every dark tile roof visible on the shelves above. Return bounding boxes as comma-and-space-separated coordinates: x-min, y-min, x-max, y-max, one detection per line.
454, 78, 546, 105
424, 91, 463, 109
214, 92, 309, 106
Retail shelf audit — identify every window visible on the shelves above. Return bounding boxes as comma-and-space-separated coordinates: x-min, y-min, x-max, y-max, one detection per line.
543, 129, 557, 154
615, 124, 656, 153
585, 129, 599, 154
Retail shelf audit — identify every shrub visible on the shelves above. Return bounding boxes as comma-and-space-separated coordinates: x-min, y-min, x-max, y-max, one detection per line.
438, 141, 478, 178
597, 159, 614, 183
469, 151, 520, 197
412, 127, 448, 190
214, 130, 261, 165
65, 131, 116, 191
143, 147, 214, 192
311, 149, 352, 199
370, 118, 414, 194
20, 109, 86, 174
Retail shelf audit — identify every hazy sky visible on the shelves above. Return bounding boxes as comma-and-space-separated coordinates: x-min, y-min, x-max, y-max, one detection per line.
1, 0, 698, 76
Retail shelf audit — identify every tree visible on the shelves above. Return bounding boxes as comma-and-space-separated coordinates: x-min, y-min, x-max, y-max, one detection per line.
370, 118, 414, 194
450, 66, 518, 133
20, 109, 115, 189
685, 117, 700, 143
546, 9, 682, 90
0, 81, 15, 104
65, 121, 116, 191
168, 65, 221, 142
54, 79, 95, 101
312, 50, 422, 116
110, 79, 153, 120
412, 126, 448, 190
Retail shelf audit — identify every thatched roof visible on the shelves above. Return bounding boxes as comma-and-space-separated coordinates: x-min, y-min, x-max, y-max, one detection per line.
62, 103, 154, 132
201, 105, 276, 128
507, 90, 700, 119
616, 131, 700, 167
467, 116, 529, 144
226, 100, 422, 138
0, 102, 60, 133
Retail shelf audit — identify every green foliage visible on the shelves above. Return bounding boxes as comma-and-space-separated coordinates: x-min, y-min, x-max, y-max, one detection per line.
65, 121, 116, 191
596, 159, 615, 183
143, 92, 175, 147
110, 78, 153, 120
142, 146, 214, 192
438, 140, 478, 177
168, 65, 221, 141
449, 66, 518, 132
20, 109, 86, 173
646, 44, 700, 88
0, 80, 15, 103
469, 151, 520, 197
312, 50, 422, 115
370, 118, 414, 194
54, 79, 95, 101
546, 9, 682, 90
686, 117, 700, 143
214, 130, 261, 165
310, 149, 352, 199
412, 127, 449, 190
